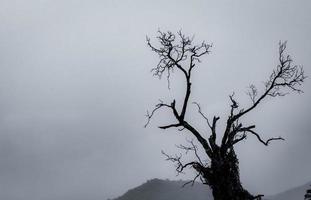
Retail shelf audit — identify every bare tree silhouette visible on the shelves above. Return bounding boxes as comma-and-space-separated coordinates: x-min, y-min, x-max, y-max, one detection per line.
145, 31, 306, 200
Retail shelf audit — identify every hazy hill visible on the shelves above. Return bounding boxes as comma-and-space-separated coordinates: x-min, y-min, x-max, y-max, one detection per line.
112, 178, 213, 200
266, 181, 311, 200
112, 178, 311, 200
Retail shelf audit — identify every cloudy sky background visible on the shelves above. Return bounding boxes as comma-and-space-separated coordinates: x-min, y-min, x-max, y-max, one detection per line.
0, 0, 311, 199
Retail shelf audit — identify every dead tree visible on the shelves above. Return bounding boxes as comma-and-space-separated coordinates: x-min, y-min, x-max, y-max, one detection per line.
145, 31, 306, 200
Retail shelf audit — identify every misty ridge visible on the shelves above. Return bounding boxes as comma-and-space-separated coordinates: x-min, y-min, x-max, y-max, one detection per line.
110, 179, 311, 200
0, 1, 311, 200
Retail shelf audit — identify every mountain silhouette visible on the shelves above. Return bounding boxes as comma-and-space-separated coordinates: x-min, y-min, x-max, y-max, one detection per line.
111, 178, 212, 200
266, 181, 311, 200
111, 178, 311, 200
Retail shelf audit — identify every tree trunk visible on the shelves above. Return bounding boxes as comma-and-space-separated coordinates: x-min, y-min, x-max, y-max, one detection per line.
204, 149, 254, 200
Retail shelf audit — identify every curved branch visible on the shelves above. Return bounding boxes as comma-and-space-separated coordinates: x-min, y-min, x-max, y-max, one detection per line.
161, 150, 202, 174
144, 100, 179, 128
247, 129, 284, 146
144, 100, 172, 128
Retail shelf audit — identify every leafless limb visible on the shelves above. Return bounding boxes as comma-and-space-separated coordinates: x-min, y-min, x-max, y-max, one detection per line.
221, 41, 305, 151
266, 41, 306, 95
247, 84, 258, 104
146, 32, 305, 199
146, 30, 211, 80
221, 93, 240, 149
229, 125, 284, 146
246, 129, 284, 146
178, 127, 185, 131
182, 173, 201, 187
233, 41, 306, 122
161, 150, 201, 175
176, 139, 205, 166
146, 31, 214, 158
192, 102, 212, 129
162, 145, 207, 187
144, 100, 172, 128
192, 102, 220, 152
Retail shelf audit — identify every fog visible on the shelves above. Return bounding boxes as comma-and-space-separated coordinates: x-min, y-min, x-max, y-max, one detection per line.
0, 0, 310, 199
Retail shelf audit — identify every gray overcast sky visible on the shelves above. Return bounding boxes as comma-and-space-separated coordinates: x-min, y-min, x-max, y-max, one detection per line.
0, 0, 310, 199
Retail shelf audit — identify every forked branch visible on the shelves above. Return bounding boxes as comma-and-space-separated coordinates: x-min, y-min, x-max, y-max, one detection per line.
233, 41, 306, 122
222, 41, 305, 149
146, 31, 213, 157
162, 140, 209, 186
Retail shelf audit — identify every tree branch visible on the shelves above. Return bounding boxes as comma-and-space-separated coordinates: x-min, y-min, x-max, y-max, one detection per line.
182, 121, 213, 158
159, 123, 181, 129
147, 31, 213, 157
161, 150, 202, 175
247, 129, 284, 146
144, 99, 179, 128
176, 139, 205, 166
232, 41, 306, 122
192, 102, 212, 129
221, 41, 305, 150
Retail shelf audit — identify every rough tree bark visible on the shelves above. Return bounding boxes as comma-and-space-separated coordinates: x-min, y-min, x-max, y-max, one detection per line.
145, 31, 306, 200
